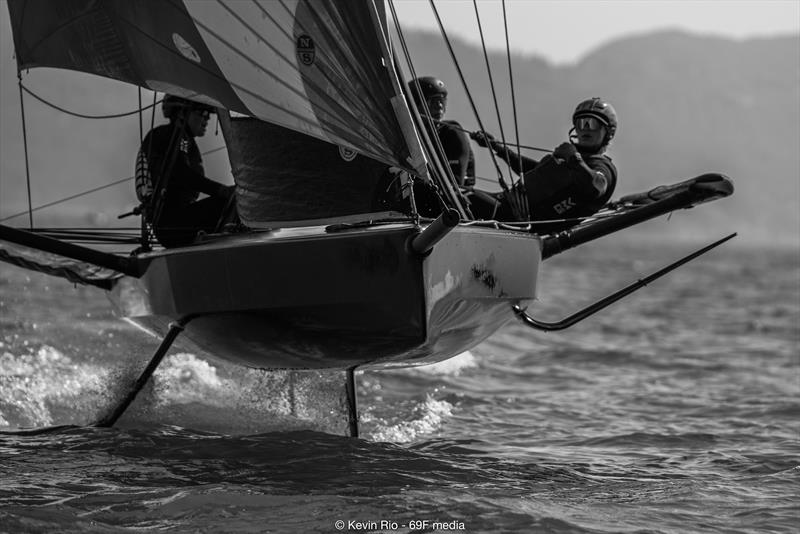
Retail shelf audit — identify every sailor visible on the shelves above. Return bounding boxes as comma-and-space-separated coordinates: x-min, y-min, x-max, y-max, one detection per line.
470, 97, 618, 231
407, 76, 476, 188
135, 95, 236, 248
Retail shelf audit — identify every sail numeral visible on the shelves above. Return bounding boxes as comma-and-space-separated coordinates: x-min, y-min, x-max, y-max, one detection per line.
296, 34, 316, 66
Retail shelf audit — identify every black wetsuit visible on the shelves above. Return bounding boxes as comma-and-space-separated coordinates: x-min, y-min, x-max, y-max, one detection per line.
138, 124, 232, 247
469, 143, 617, 231
410, 119, 476, 217
437, 120, 475, 187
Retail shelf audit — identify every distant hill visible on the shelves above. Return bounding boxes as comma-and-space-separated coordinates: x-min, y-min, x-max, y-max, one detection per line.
402, 29, 800, 244
1, 19, 797, 245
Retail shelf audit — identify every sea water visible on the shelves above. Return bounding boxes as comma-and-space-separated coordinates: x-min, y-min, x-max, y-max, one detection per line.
1, 240, 797, 533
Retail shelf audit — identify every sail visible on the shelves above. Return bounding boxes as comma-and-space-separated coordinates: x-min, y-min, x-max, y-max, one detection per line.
220, 114, 405, 225
6, 0, 425, 175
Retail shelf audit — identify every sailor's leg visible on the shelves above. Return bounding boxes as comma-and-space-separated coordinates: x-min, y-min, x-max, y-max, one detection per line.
94, 318, 190, 427
345, 366, 359, 438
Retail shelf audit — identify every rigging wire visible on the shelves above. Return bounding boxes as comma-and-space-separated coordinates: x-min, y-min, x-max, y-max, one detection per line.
470, 0, 527, 222
502, 1, 526, 175
426, 0, 516, 205
137, 88, 144, 144
0, 146, 227, 223
500, 0, 530, 220
20, 84, 162, 119
140, 91, 159, 250
387, 0, 471, 219
472, 0, 515, 184
432, 119, 550, 153
17, 73, 34, 229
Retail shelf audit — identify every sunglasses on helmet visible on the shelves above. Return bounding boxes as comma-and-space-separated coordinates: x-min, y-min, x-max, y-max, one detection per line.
574, 116, 604, 131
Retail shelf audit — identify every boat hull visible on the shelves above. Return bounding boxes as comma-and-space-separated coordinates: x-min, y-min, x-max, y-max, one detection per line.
110, 223, 540, 369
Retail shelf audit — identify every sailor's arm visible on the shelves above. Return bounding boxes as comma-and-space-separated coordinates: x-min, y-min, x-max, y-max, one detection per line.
553, 142, 609, 198
572, 159, 609, 197
471, 131, 538, 175
494, 143, 539, 176
172, 157, 231, 198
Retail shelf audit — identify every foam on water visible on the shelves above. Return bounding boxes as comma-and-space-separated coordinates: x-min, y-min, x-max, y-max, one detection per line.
0, 345, 110, 427
366, 394, 454, 443
0, 245, 798, 533
0, 345, 353, 435
123, 353, 350, 435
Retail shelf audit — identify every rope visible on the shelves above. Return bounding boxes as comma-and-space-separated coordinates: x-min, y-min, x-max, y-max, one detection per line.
20, 84, 162, 119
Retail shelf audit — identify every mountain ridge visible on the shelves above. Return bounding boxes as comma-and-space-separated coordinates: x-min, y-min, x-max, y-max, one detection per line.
0, 23, 797, 244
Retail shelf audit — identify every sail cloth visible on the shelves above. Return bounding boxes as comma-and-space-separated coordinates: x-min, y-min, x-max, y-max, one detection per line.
6, 0, 425, 176
221, 115, 404, 225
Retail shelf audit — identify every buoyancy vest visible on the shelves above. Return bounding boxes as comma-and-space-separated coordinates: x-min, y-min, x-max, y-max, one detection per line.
134, 124, 205, 217
437, 120, 474, 186
523, 153, 617, 221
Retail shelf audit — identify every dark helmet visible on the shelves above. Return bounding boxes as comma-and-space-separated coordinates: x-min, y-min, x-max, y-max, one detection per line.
572, 97, 618, 142
407, 76, 448, 106
162, 94, 215, 120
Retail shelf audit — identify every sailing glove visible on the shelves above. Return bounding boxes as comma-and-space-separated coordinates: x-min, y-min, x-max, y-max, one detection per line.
553, 142, 581, 164
471, 131, 499, 151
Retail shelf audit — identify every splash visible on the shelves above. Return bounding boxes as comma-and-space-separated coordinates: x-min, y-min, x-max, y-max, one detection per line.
0, 345, 109, 428
414, 350, 477, 376
0, 346, 350, 435
366, 394, 453, 443
121, 353, 350, 435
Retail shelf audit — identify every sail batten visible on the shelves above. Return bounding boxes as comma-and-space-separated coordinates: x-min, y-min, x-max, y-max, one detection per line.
184, 0, 419, 168
192, 11, 392, 156
7, 0, 425, 174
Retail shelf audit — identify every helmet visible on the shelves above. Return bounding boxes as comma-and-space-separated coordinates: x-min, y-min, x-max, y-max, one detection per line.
407, 76, 448, 106
162, 95, 214, 120
572, 97, 618, 142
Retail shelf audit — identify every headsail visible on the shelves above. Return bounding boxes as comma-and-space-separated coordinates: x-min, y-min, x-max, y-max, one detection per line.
7, 0, 425, 175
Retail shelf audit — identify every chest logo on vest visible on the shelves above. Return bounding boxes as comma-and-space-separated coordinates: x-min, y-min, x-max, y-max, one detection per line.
297, 35, 315, 66
553, 197, 575, 214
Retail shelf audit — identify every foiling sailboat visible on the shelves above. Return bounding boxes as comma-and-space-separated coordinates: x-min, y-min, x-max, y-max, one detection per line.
0, 1, 733, 437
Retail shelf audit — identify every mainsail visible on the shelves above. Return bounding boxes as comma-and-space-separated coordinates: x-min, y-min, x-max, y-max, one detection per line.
7, 0, 425, 175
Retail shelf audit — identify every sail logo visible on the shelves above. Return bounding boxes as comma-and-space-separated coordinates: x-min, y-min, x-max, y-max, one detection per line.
172, 33, 201, 63
297, 35, 315, 66
339, 146, 357, 161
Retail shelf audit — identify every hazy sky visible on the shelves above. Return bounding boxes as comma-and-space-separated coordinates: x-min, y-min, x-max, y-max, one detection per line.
391, 0, 800, 64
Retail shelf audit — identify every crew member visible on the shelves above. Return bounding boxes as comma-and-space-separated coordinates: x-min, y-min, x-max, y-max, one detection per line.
407, 76, 476, 187
135, 95, 235, 247
470, 97, 618, 231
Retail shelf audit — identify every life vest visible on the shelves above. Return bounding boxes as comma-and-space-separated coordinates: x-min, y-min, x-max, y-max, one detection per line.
523, 154, 617, 221
134, 125, 202, 214
436, 120, 473, 186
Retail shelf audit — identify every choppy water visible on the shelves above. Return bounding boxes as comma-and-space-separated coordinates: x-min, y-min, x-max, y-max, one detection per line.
1, 240, 798, 533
